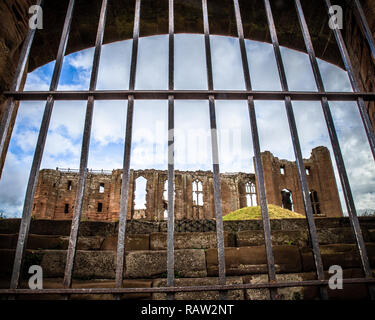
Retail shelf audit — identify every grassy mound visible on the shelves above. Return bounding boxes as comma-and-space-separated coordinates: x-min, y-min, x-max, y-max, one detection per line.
223, 204, 305, 220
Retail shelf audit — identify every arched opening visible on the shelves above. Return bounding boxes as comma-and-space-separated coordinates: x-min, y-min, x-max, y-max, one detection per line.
281, 189, 293, 211
133, 176, 147, 219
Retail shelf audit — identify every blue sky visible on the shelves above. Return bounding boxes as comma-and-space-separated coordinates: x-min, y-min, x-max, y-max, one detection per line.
0, 34, 374, 216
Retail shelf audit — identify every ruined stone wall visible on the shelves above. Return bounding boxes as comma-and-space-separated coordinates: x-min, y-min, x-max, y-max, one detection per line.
261, 147, 342, 217
32, 147, 342, 221
32, 168, 256, 221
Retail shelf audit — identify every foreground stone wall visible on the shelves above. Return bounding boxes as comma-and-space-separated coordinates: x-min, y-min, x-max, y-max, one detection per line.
31, 147, 342, 221
0, 217, 374, 300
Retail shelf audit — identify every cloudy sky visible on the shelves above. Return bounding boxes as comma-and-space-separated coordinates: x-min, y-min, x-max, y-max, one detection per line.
0, 34, 374, 216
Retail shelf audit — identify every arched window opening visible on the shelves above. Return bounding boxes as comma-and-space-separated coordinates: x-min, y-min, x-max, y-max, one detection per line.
245, 181, 257, 207
134, 177, 147, 220
310, 190, 321, 215
192, 180, 203, 207
281, 189, 293, 211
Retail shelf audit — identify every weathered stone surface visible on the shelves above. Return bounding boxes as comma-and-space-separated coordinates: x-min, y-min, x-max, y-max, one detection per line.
152, 277, 244, 300
236, 230, 309, 247
301, 244, 375, 272
243, 273, 317, 300
100, 235, 149, 251
41, 250, 116, 279
150, 232, 235, 250
13, 278, 152, 300
125, 249, 207, 278
316, 228, 360, 245
0, 234, 15, 249
206, 246, 302, 276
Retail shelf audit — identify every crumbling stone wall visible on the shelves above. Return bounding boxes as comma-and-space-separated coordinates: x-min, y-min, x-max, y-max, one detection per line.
32, 147, 342, 221
261, 146, 343, 218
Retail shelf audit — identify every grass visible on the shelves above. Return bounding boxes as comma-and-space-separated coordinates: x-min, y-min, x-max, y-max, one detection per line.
223, 204, 305, 221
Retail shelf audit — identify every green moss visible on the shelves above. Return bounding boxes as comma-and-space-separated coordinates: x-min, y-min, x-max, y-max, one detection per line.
223, 204, 305, 221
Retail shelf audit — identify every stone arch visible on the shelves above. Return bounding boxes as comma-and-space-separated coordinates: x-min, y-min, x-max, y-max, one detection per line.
281, 188, 293, 211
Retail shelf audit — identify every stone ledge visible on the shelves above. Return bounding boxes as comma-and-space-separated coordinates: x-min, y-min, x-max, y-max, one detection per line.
152, 277, 244, 300
125, 250, 207, 279
237, 230, 309, 247
301, 243, 375, 272
150, 232, 235, 250
205, 246, 302, 276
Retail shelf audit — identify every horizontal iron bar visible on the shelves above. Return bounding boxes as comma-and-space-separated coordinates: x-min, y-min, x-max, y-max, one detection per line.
0, 278, 374, 295
4, 90, 375, 101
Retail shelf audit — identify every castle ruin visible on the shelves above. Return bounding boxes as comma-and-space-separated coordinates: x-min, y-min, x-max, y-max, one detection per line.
31, 146, 343, 221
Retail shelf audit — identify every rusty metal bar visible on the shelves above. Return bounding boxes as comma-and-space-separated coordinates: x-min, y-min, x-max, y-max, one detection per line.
115, 0, 141, 290
63, 0, 108, 290
5, 90, 375, 101
232, 0, 278, 300
1, 277, 375, 296
324, 0, 375, 161
202, 0, 227, 300
295, 0, 374, 300
9, 0, 76, 290
320, 0, 375, 299
0, 0, 44, 159
167, 0, 175, 301
263, 0, 328, 300
352, 0, 375, 61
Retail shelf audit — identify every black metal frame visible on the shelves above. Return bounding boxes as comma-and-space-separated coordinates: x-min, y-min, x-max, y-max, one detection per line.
1, 0, 374, 300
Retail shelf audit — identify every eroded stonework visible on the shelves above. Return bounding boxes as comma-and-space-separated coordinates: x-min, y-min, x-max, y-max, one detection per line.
31, 147, 343, 221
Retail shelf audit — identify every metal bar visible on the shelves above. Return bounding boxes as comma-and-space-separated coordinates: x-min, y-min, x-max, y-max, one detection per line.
263, 0, 328, 300
232, 0, 278, 300
115, 0, 141, 289
0, 0, 44, 165
324, 0, 375, 161
63, 0, 108, 290
9, 0, 76, 290
5, 90, 375, 101
2, 277, 375, 296
352, 0, 375, 61
202, 0, 227, 300
295, 0, 374, 300
167, 0, 175, 301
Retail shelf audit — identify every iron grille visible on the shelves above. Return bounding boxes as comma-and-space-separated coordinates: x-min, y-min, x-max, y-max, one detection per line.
0, 0, 375, 300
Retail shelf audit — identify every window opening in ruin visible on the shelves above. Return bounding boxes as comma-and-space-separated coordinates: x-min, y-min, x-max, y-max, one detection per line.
310, 190, 321, 215
67, 181, 72, 191
280, 166, 285, 175
281, 189, 293, 211
245, 181, 257, 207
97, 202, 103, 213
99, 183, 105, 193
64, 203, 69, 214
192, 180, 203, 206
134, 176, 147, 210
306, 167, 311, 176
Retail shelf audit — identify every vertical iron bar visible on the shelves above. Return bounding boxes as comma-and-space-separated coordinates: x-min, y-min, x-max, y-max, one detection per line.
10, 0, 76, 290
324, 0, 375, 161
295, 0, 374, 298
202, 0, 227, 300
63, 0, 108, 289
232, 0, 278, 300
167, 0, 175, 301
0, 0, 44, 163
263, 0, 328, 300
352, 0, 375, 61
115, 0, 141, 290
